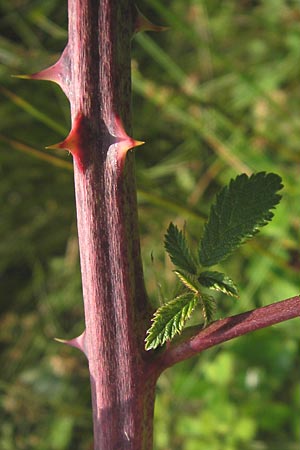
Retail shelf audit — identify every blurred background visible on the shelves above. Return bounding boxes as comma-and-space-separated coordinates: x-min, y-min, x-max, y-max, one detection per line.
1, 0, 300, 449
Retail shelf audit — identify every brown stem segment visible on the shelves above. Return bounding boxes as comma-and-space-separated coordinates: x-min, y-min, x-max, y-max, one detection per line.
66, 0, 155, 449
155, 295, 300, 372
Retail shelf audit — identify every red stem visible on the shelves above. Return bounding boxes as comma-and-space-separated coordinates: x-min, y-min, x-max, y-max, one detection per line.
155, 295, 300, 372
66, 1, 155, 449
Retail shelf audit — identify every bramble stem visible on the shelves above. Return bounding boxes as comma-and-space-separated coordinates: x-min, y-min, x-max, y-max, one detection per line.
67, 1, 155, 448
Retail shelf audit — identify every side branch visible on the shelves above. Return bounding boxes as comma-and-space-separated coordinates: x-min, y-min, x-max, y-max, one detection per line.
156, 295, 300, 372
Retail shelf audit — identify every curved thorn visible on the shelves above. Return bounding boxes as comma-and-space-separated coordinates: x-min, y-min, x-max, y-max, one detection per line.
13, 46, 71, 99
134, 6, 169, 34
54, 330, 87, 357
46, 112, 86, 172
112, 114, 145, 158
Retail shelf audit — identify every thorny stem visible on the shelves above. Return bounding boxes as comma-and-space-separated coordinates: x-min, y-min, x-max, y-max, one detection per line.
66, 1, 155, 449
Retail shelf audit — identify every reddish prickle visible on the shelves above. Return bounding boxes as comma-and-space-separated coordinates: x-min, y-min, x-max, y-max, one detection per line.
54, 330, 87, 357
46, 112, 87, 172
110, 114, 144, 161
13, 46, 71, 99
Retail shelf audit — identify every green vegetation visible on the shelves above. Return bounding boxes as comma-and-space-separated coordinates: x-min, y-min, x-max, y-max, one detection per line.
1, 1, 300, 449
145, 172, 282, 350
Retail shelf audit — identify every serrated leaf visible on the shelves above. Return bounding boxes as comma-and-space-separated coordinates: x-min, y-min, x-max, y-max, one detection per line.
164, 223, 198, 274
200, 294, 216, 325
174, 270, 199, 293
145, 293, 198, 350
198, 271, 239, 297
199, 172, 283, 267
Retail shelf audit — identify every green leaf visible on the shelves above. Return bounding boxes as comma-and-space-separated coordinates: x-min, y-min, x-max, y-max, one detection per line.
198, 271, 239, 297
145, 293, 198, 350
174, 270, 199, 293
164, 222, 198, 274
199, 172, 283, 267
200, 294, 216, 325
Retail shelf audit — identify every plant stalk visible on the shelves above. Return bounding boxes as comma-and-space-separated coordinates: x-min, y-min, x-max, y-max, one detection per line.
156, 295, 300, 371
67, 0, 155, 448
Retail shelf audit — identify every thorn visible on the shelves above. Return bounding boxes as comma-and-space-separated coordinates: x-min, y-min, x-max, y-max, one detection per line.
54, 330, 87, 357
12, 46, 71, 98
45, 142, 68, 151
11, 74, 32, 80
134, 6, 169, 34
118, 137, 144, 159
112, 115, 145, 158
113, 115, 131, 141
46, 112, 86, 172
24, 62, 61, 83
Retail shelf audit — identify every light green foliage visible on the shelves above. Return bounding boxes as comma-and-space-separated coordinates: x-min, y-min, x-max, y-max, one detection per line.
174, 270, 199, 293
146, 172, 282, 350
200, 293, 216, 325
198, 271, 238, 297
199, 172, 283, 267
145, 292, 198, 350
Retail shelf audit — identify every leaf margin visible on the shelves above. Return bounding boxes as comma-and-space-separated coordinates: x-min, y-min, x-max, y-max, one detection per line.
198, 172, 283, 267
164, 222, 198, 274
145, 292, 198, 350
